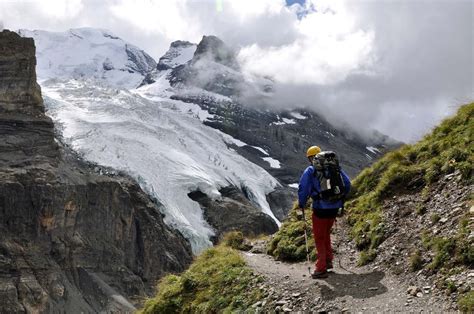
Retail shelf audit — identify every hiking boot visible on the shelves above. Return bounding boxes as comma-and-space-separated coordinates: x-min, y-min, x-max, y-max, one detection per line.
327, 261, 334, 270
311, 270, 328, 279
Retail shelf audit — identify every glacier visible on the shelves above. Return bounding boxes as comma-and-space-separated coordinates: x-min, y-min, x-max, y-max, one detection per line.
42, 79, 280, 252
20, 28, 286, 253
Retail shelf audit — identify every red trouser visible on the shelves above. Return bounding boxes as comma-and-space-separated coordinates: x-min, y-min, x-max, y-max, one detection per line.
312, 213, 335, 272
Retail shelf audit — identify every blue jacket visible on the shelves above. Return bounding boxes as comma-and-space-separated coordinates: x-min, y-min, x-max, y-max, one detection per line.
298, 166, 351, 217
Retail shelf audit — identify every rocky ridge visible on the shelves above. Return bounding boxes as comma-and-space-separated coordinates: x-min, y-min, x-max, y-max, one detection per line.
0, 30, 192, 313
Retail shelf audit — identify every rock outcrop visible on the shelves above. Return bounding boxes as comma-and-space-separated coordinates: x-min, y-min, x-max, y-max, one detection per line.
0, 30, 192, 313
188, 186, 279, 242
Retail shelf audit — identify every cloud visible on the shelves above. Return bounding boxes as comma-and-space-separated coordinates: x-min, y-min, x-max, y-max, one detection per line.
238, 0, 473, 142
0, 0, 472, 142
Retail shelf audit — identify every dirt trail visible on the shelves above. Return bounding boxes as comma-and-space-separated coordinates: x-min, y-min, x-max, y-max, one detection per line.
242, 222, 453, 313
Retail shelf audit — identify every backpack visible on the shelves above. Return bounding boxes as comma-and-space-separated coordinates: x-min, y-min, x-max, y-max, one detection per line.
312, 151, 345, 203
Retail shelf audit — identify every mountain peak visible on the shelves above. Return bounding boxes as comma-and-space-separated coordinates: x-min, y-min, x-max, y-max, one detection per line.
18, 28, 157, 89
193, 35, 237, 68
157, 40, 197, 70
170, 40, 195, 48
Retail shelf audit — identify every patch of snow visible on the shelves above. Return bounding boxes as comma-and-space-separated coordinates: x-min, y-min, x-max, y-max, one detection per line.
42, 79, 280, 253
262, 157, 281, 169
158, 42, 196, 69
136, 70, 173, 98
251, 146, 269, 156
221, 133, 247, 147
365, 154, 373, 160
271, 117, 297, 126
366, 146, 381, 154
288, 183, 299, 189
325, 131, 335, 137
282, 118, 296, 124
290, 112, 307, 120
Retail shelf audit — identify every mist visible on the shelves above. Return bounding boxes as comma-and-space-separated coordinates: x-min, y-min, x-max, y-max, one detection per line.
1, 0, 472, 142
237, 0, 473, 142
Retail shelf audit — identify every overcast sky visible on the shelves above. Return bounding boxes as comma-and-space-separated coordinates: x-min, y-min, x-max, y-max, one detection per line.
1, 0, 472, 142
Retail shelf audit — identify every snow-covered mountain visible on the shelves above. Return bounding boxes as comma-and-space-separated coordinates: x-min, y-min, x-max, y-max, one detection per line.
20, 28, 395, 253
21, 29, 284, 252
18, 28, 156, 89
157, 40, 196, 70
165, 35, 396, 183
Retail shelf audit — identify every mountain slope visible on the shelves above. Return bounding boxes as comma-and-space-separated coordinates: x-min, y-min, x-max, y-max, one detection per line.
140, 102, 473, 313
0, 30, 191, 313
163, 35, 397, 183
20, 29, 282, 253
18, 28, 157, 89
20, 28, 396, 255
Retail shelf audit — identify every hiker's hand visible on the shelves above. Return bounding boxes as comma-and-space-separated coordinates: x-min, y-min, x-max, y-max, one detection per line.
296, 208, 304, 220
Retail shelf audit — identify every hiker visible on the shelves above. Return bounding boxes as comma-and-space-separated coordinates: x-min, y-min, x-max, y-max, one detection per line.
298, 146, 351, 279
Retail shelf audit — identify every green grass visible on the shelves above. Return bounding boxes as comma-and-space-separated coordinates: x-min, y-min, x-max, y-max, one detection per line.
140, 245, 263, 313
221, 231, 252, 251
409, 249, 423, 271
458, 291, 474, 313
346, 103, 474, 261
420, 218, 474, 271
430, 213, 441, 224
266, 202, 316, 262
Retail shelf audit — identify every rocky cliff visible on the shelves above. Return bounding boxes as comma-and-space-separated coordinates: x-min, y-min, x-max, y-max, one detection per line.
0, 30, 192, 313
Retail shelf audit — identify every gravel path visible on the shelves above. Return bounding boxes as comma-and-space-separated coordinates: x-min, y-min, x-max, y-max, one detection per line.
242, 223, 453, 313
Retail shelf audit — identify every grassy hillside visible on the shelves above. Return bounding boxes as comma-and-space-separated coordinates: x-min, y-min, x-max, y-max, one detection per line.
269, 103, 472, 265
140, 243, 263, 313
347, 102, 473, 261
140, 103, 473, 313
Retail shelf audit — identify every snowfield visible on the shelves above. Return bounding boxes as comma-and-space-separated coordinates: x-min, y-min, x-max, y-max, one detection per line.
43, 79, 280, 252
19, 28, 156, 89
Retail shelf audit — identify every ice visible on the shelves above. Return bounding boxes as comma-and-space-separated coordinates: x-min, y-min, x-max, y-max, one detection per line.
18, 28, 155, 89
288, 183, 299, 189
366, 146, 381, 154
251, 146, 269, 156
42, 80, 280, 253
23, 27, 284, 253
262, 157, 281, 169
221, 133, 247, 147
271, 117, 296, 125
168, 45, 196, 67
290, 112, 307, 119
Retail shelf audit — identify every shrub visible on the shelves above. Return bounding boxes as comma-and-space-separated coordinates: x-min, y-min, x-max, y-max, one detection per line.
222, 231, 251, 251
409, 249, 423, 271
358, 249, 377, 266
415, 203, 427, 215
267, 203, 315, 262
430, 213, 441, 223
458, 291, 474, 313
140, 246, 263, 313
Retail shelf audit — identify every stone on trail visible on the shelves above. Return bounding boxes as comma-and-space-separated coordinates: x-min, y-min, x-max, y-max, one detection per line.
407, 286, 420, 296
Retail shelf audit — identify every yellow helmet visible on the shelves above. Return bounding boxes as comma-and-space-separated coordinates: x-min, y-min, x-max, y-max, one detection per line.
306, 146, 321, 158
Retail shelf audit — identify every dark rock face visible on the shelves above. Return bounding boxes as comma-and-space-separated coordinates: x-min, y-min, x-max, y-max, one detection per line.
125, 44, 157, 75
188, 186, 278, 242
0, 30, 192, 313
193, 35, 238, 69
266, 187, 297, 221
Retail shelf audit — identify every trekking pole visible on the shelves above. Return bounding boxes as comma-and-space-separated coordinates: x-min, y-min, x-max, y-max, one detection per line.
301, 209, 312, 275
